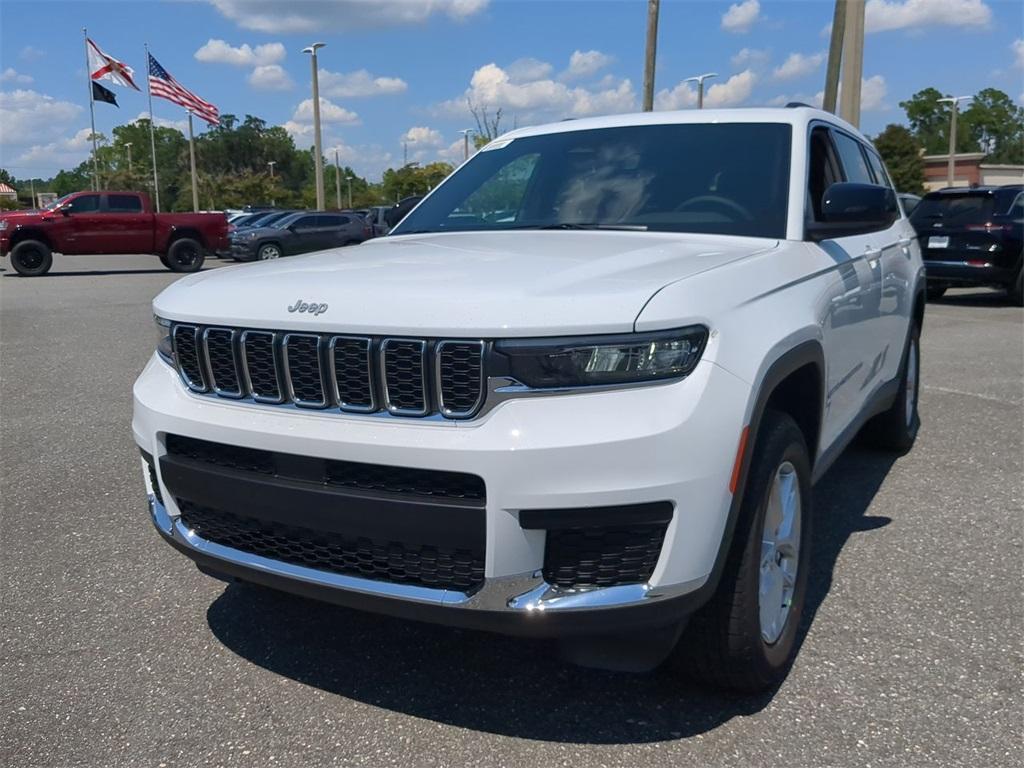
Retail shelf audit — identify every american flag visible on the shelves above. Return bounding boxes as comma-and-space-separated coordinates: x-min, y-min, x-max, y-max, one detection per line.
148, 53, 219, 126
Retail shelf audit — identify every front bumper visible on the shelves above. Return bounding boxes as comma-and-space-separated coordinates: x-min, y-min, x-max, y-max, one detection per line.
133, 352, 751, 636
229, 241, 258, 261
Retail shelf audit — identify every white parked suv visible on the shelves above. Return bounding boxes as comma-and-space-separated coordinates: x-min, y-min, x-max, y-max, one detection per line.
133, 107, 924, 691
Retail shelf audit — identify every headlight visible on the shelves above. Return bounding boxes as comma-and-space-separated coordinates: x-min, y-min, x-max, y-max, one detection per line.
494, 326, 708, 388
0, 219, 8, 231
155, 315, 174, 363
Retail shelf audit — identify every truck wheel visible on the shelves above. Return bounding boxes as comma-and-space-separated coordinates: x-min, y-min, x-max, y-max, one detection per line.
9, 239, 53, 277
165, 238, 205, 273
257, 243, 281, 261
861, 323, 920, 453
672, 411, 812, 692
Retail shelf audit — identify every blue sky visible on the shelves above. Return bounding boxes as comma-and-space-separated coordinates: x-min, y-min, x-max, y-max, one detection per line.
2, 0, 1022, 181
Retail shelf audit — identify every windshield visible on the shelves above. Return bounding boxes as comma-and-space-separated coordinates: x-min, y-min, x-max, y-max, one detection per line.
43, 194, 73, 211
392, 123, 792, 239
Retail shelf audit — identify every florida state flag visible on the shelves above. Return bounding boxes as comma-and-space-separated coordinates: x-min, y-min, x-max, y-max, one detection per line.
87, 38, 140, 91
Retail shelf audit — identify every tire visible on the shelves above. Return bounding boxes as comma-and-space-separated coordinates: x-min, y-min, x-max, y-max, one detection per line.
257, 243, 282, 261
1008, 268, 1023, 307
9, 239, 53, 276
164, 237, 205, 273
926, 285, 947, 301
861, 322, 921, 453
158, 253, 171, 269
672, 411, 812, 692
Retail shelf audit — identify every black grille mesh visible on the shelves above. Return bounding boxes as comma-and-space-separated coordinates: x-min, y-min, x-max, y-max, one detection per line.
172, 326, 205, 390
205, 329, 240, 395
332, 337, 374, 409
178, 501, 485, 592
383, 341, 427, 413
544, 524, 667, 589
243, 332, 280, 401
284, 335, 325, 405
438, 342, 484, 415
166, 434, 275, 475
169, 324, 484, 419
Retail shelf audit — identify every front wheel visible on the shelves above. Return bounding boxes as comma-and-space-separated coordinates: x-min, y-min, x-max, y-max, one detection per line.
9, 239, 53, 276
672, 411, 812, 692
165, 238, 205, 273
257, 243, 281, 261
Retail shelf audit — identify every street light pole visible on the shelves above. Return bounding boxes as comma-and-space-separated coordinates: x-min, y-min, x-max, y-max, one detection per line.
303, 42, 327, 210
685, 73, 718, 109
125, 142, 133, 174
346, 175, 354, 209
938, 96, 971, 188
267, 161, 276, 206
641, 0, 660, 111
334, 150, 342, 209
458, 128, 474, 161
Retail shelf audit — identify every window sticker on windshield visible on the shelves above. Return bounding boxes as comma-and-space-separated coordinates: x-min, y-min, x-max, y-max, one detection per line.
480, 138, 514, 151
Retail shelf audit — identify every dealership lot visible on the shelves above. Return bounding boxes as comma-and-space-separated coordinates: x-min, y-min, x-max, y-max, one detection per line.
1, 254, 1021, 768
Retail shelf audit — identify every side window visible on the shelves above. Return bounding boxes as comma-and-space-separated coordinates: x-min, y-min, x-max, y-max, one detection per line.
832, 131, 874, 185
318, 215, 348, 227
864, 150, 893, 190
67, 194, 100, 214
807, 127, 841, 222
106, 194, 143, 213
291, 216, 315, 230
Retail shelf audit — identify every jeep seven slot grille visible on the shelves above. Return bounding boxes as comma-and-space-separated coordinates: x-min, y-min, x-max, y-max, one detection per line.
167, 324, 486, 419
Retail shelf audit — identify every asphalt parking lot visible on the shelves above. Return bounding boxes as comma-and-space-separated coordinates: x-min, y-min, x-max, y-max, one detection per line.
1, 254, 1021, 768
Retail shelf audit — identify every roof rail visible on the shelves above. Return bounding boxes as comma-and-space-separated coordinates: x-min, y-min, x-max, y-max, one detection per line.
785, 101, 815, 109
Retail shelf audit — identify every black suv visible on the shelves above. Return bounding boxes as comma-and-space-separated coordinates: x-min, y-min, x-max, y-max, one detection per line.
910, 185, 1023, 304
230, 211, 371, 262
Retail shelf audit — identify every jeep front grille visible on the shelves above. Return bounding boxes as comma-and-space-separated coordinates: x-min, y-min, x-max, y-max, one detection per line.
168, 323, 486, 419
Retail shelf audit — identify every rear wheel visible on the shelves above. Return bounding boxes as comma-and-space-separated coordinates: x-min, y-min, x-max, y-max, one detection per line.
861, 323, 920, 453
672, 411, 812, 692
9, 239, 53, 276
165, 238, 205, 273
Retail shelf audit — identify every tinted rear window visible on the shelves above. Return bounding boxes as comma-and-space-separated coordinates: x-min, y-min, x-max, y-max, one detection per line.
911, 194, 995, 225
107, 194, 142, 213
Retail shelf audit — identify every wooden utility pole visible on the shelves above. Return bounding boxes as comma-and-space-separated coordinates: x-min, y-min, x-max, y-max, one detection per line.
642, 0, 660, 111
822, 0, 847, 114
838, 0, 864, 127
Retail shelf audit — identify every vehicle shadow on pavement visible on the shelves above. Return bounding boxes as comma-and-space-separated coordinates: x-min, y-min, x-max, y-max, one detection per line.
930, 289, 1009, 307
3, 269, 179, 278
205, 446, 898, 744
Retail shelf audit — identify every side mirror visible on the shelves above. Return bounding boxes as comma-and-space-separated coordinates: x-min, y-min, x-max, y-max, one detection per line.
806, 182, 897, 241
60, 207, 71, 217
286, 224, 297, 232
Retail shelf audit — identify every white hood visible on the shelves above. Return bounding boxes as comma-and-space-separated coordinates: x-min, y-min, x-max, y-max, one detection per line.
155, 230, 776, 337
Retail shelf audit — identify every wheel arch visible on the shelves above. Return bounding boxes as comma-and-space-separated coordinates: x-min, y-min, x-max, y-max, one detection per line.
167, 227, 205, 251
9, 228, 54, 251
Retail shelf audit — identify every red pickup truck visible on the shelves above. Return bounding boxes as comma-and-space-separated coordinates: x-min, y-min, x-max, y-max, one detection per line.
0, 191, 230, 276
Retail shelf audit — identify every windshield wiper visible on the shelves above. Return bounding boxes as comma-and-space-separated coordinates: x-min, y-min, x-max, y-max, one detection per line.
514, 222, 650, 231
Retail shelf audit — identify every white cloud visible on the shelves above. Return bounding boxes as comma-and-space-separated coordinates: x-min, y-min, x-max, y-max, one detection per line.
765, 91, 824, 108
248, 64, 294, 90
860, 74, 887, 111
291, 97, 360, 125
704, 70, 758, 107
133, 112, 188, 132
865, 0, 991, 33
654, 82, 698, 110
438, 60, 636, 122
323, 140, 394, 180
209, 0, 488, 33
19, 45, 44, 62
721, 0, 760, 33
402, 126, 445, 147
772, 51, 825, 81
0, 67, 33, 85
319, 69, 407, 98
6, 128, 93, 173
194, 38, 286, 67
731, 47, 770, 69
506, 58, 554, 83
0, 89, 81, 148
564, 50, 613, 80
1012, 39, 1024, 69
437, 138, 471, 163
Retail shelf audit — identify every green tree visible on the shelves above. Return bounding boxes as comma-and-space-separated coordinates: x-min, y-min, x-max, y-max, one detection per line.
899, 87, 975, 155
873, 125, 924, 194
961, 88, 1024, 164
382, 162, 453, 202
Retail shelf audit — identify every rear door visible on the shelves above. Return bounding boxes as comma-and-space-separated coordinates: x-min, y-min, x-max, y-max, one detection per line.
316, 214, 351, 249
102, 194, 152, 253
281, 215, 319, 254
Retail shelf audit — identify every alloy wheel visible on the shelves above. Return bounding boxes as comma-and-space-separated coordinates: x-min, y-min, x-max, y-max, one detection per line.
759, 460, 802, 644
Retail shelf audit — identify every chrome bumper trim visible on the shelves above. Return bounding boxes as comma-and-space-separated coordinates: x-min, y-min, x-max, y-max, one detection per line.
147, 496, 702, 614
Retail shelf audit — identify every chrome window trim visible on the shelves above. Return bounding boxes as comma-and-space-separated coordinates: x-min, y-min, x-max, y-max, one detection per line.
380, 338, 429, 417
435, 339, 486, 419
240, 330, 284, 404
202, 327, 245, 399
281, 333, 329, 409
328, 335, 377, 413
171, 324, 208, 393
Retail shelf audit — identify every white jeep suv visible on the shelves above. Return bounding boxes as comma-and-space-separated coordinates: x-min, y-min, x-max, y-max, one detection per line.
133, 107, 924, 691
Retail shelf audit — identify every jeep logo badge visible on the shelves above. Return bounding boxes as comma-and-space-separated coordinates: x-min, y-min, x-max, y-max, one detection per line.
287, 299, 329, 316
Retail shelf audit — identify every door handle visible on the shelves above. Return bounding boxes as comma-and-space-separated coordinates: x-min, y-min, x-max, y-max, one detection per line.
897, 237, 913, 247
863, 247, 882, 259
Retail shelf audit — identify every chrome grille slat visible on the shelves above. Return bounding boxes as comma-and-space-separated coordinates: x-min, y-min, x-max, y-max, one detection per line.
169, 323, 483, 420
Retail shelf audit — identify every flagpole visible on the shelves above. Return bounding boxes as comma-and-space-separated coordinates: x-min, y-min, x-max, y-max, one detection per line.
187, 111, 199, 212
144, 43, 161, 212
83, 28, 99, 191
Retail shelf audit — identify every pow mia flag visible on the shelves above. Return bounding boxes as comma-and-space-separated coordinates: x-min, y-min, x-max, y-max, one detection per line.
92, 80, 119, 107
